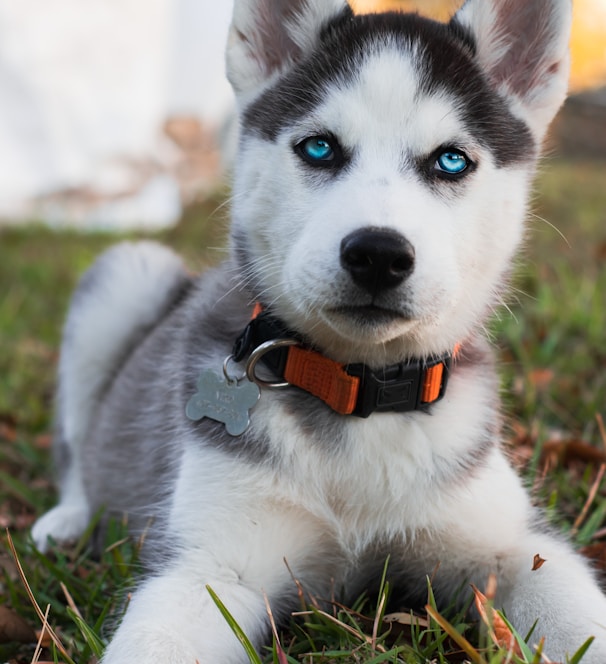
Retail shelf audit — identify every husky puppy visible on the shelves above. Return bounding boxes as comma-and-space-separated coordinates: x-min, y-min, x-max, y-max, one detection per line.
33, 0, 606, 662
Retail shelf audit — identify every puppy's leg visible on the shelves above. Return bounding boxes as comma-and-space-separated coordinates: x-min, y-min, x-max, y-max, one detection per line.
500, 532, 606, 663
100, 482, 337, 664
100, 566, 270, 664
31, 427, 90, 552
32, 242, 188, 552
433, 449, 606, 663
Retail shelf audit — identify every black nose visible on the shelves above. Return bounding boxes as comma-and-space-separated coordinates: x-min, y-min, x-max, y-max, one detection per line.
340, 227, 415, 295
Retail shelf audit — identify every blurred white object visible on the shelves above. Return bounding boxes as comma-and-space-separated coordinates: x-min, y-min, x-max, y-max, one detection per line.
0, 0, 234, 229
169, 0, 234, 121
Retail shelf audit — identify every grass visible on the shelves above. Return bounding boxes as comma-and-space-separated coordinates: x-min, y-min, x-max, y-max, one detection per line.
1, 159, 605, 663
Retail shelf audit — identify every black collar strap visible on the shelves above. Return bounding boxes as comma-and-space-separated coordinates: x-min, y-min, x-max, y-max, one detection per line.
233, 310, 455, 418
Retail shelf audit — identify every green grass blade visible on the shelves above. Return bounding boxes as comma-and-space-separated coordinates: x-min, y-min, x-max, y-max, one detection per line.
206, 585, 263, 664
67, 607, 106, 658
0, 468, 40, 506
497, 610, 534, 661
567, 636, 595, 664
364, 646, 407, 663
426, 604, 486, 664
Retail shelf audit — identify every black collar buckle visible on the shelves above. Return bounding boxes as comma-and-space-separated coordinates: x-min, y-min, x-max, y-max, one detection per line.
346, 355, 452, 418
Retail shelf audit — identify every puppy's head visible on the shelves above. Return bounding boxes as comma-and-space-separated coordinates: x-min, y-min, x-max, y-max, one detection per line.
226, 0, 571, 366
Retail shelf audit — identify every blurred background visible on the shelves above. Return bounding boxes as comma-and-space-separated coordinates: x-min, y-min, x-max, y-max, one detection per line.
0, 0, 604, 230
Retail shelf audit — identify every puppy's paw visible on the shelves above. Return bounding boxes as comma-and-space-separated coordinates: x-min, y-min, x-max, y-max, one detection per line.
101, 628, 202, 664
31, 505, 89, 552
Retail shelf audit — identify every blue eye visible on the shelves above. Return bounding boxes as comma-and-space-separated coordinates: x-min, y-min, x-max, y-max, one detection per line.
304, 138, 333, 161
435, 150, 469, 175
296, 135, 342, 167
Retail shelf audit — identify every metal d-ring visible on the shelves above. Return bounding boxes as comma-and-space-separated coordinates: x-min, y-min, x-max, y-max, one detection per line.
222, 355, 246, 385
245, 338, 299, 389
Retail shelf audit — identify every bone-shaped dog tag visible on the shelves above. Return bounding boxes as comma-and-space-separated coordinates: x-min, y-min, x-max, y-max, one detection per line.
186, 369, 260, 436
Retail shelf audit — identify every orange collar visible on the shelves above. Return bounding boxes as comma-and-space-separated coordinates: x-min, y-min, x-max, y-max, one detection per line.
233, 307, 458, 418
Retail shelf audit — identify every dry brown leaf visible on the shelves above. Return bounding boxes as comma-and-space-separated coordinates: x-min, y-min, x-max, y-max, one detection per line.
0, 605, 37, 644
532, 554, 547, 571
541, 439, 606, 467
34, 433, 53, 450
596, 241, 606, 261
351, 608, 430, 648
383, 612, 430, 628
527, 368, 555, 389
581, 542, 606, 574
0, 421, 17, 443
472, 584, 523, 656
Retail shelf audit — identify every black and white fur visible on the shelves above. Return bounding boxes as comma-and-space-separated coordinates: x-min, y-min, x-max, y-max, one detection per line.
33, 0, 606, 662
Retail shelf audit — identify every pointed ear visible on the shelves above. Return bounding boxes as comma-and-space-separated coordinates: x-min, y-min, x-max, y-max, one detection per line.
226, 0, 351, 105
452, 0, 572, 142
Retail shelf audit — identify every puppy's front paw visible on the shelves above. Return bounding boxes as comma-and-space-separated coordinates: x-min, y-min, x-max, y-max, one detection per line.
31, 505, 89, 552
101, 628, 203, 664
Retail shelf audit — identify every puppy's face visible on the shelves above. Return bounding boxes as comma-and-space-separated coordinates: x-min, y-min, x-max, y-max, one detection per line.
226, 3, 570, 366
231, 16, 534, 364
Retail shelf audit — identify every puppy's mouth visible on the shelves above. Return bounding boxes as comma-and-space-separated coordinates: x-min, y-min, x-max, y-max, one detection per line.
329, 304, 414, 327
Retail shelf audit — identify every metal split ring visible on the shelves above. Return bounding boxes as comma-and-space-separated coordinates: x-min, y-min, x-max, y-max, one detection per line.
245, 338, 299, 389
222, 355, 246, 385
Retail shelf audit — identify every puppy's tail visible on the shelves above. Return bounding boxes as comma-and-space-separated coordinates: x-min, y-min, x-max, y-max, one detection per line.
59, 241, 190, 449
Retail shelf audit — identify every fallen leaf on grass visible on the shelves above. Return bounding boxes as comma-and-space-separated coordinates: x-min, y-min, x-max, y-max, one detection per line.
34, 628, 54, 649
0, 605, 37, 644
472, 583, 523, 656
581, 542, 606, 574
34, 433, 53, 450
355, 609, 429, 643
0, 420, 17, 443
383, 612, 429, 628
528, 368, 555, 390
541, 439, 606, 467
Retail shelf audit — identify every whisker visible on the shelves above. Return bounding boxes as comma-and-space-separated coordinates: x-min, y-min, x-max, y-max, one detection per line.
528, 211, 571, 248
